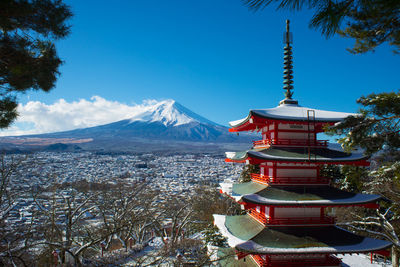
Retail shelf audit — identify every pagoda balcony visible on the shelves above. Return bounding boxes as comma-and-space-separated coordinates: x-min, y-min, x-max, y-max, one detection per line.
250, 254, 267, 266
253, 139, 328, 148
251, 173, 330, 185
248, 208, 335, 226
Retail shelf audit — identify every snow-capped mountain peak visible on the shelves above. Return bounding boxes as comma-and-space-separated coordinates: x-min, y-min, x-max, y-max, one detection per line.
128, 99, 217, 127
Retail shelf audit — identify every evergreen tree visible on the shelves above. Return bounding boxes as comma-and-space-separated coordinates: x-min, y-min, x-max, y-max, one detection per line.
240, 164, 260, 183
0, 0, 72, 128
243, 0, 400, 53
327, 90, 400, 157
203, 224, 228, 247
328, 91, 400, 266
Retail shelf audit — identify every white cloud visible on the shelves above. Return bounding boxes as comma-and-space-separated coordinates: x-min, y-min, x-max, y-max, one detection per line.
0, 96, 156, 136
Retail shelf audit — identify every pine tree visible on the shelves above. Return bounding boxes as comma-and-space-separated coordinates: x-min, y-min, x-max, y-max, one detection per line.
243, 0, 400, 53
0, 0, 72, 128
203, 224, 228, 247
240, 164, 260, 183
328, 91, 400, 266
327, 90, 400, 156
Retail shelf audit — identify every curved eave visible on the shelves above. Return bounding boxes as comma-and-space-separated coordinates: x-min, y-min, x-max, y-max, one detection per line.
215, 215, 391, 256
242, 191, 383, 207
236, 237, 391, 255
229, 105, 357, 132
229, 114, 334, 133
221, 182, 382, 208
219, 181, 268, 201
213, 214, 263, 248
226, 150, 369, 166
250, 109, 354, 123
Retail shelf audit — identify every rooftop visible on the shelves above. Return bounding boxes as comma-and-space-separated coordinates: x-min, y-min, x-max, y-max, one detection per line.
214, 214, 391, 255
221, 181, 382, 206
229, 103, 357, 129
226, 146, 368, 164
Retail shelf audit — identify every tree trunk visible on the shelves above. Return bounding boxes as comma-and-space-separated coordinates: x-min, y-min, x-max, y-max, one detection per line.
393, 246, 399, 267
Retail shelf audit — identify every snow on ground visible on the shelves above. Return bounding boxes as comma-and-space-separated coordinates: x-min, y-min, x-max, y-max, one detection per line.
341, 253, 391, 267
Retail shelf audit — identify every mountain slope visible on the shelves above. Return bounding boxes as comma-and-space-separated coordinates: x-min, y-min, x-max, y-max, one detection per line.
2, 100, 254, 152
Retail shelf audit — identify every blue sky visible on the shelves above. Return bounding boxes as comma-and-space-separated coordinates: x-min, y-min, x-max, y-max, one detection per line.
4, 0, 398, 135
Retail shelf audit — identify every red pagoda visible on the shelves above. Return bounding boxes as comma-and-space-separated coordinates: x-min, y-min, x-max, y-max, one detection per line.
214, 20, 391, 267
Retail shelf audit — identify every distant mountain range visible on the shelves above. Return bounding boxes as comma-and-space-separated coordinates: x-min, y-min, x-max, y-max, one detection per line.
0, 100, 254, 153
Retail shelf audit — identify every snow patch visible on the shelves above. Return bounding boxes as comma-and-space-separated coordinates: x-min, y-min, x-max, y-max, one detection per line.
128, 99, 218, 127
213, 215, 247, 247
230, 103, 358, 127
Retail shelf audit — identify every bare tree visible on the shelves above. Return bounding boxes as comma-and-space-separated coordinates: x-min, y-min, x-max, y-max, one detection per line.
95, 182, 159, 251
0, 154, 38, 266
336, 161, 400, 266
34, 188, 110, 266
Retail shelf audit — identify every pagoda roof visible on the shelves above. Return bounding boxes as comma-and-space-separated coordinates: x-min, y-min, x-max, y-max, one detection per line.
220, 181, 382, 206
229, 103, 356, 129
225, 145, 368, 165
214, 214, 391, 255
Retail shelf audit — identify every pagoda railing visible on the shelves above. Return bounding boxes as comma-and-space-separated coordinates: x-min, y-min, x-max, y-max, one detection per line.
249, 208, 267, 224
266, 216, 335, 225
253, 139, 328, 148
251, 173, 330, 185
249, 209, 335, 226
250, 254, 268, 267
267, 255, 341, 267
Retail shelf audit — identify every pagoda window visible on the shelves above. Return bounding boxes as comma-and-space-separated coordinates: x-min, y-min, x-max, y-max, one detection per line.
278, 131, 315, 140
276, 168, 317, 177
276, 163, 318, 168
274, 207, 320, 218
278, 123, 314, 131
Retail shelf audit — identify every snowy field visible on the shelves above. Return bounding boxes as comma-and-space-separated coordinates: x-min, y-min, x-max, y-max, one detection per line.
341, 254, 391, 267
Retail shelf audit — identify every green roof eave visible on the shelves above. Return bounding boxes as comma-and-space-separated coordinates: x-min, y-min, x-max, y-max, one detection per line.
227, 147, 368, 163
232, 182, 268, 196
223, 182, 382, 206
217, 215, 391, 255
241, 185, 383, 206
236, 224, 392, 255
225, 214, 265, 241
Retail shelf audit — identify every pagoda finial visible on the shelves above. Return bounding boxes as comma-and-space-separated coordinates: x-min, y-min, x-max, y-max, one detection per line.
280, 20, 298, 105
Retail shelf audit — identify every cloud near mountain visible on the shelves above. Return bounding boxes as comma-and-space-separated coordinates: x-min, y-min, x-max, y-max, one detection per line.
0, 97, 191, 136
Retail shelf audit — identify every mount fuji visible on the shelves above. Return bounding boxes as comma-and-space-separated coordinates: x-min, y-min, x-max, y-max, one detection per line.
0, 100, 253, 152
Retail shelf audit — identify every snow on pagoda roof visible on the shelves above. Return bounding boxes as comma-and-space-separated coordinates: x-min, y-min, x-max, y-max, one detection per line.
219, 181, 382, 206
229, 103, 357, 127
215, 214, 391, 255
213, 214, 263, 248
219, 181, 268, 202
225, 144, 368, 163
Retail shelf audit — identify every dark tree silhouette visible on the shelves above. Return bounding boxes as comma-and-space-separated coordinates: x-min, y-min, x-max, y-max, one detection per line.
0, 0, 72, 128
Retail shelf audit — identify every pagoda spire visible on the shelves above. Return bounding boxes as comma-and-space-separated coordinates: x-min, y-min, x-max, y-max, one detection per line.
280, 20, 298, 105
